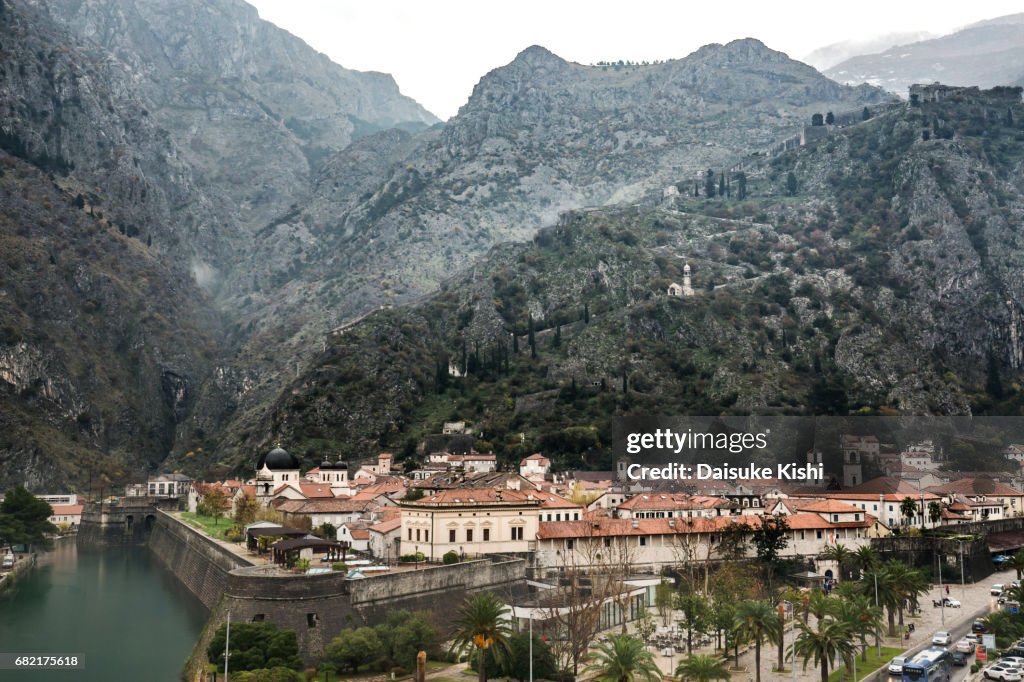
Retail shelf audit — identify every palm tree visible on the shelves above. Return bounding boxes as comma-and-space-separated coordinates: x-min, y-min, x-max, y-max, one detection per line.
676, 654, 731, 682
882, 561, 926, 631
853, 546, 880, 577
736, 600, 782, 682
984, 610, 1022, 641
792, 617, 857, 682
928, 501, 943, 526
1008, 549, 1024, 580
899, 497, 918, 528
820, 544, 855, 580
835, 595, 883, 664
584, 634, 662, 682
859, 568, 898, 637
449, 592, 511, 682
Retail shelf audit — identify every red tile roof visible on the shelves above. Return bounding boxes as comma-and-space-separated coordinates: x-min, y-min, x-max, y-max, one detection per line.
403, 487, 541, 507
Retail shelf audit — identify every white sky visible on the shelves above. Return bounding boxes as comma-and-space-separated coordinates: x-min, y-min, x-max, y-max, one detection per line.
247, 0, 1023, 120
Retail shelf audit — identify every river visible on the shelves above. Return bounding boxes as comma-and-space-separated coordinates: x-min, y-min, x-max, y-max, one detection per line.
0, 539, 208, 681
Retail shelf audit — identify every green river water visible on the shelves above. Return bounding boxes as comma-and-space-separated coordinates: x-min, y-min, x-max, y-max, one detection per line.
0, 539, 207, 681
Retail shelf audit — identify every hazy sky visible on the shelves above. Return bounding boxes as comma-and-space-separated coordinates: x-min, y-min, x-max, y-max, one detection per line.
248, 0, 1023, 120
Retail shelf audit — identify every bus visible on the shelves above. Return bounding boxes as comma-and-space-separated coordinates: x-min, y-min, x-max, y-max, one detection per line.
902, 648, 953, 682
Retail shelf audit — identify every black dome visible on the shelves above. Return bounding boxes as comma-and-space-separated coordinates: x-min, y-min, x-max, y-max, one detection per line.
320, 460, 334, 470
334, 461, 348, 470
259, 446, 299, 471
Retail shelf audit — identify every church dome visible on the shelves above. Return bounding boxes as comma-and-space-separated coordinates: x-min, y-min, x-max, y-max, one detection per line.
258, 446, 299, 471
320, 460, 334, 470
334, 461, 348, 470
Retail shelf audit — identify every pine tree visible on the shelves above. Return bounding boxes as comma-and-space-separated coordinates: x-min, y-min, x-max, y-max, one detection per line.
825, 111, 835, 125
553, 324, 562, 348
736, 172, 747, 200
718, 173, 725, 197
693, 182, 699, 198
583, 303, 590, 324
786, 172, 797, 196
862, 106, 872, 121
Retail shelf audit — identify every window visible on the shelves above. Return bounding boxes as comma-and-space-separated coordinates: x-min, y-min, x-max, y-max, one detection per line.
449, 529, 456, 543
566, 539, 574, 550
511, 527, 524, 540
556, 513, 561, 522
307, 613, 318, 628
415, 529, 421, 541
466, 529, 474, 542
483, 528, 490, 541
833, 514, 839, 522
816, 530, 823, 539
408, 529, 413, 540
639, 536, 647, 546
603, 538, 611, 547
424, 530, 429, 542
873, 504, 878, 511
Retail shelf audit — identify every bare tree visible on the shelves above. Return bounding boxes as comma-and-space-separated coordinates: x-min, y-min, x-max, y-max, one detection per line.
539, 521, 638, 676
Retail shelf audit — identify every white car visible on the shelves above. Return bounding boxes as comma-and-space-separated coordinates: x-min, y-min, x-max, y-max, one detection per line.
889, 657, 907, 675
942, 597, 962, 608
956, 638, 975, 653
985, 664, 1023, 681
993, 584, 1006, 596
933, 631, 952, 646
1000, 658, 1024, 670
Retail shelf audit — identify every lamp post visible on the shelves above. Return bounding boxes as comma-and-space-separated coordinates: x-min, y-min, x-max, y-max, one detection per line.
959, 541, 967, 600
937, 548, 945, 626
873, 570, 882, 656
224, 611, 231, 682
529, 610, 533, 682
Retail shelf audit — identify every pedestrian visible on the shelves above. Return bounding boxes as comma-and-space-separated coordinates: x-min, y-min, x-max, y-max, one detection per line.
946, 584, 950, 595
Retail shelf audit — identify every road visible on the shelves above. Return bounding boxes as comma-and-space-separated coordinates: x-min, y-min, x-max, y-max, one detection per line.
645, 565, 1019, 682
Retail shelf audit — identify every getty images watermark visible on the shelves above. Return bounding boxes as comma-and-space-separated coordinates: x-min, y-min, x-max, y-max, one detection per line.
611, 416, 1024, 485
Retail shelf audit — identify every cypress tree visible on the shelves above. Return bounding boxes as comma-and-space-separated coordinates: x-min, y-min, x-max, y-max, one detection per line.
528, 316, 536, 359
718, 172, 725, 197
583, 303, 590, 324
553, 325, 561, 348
705, 169, 716, 198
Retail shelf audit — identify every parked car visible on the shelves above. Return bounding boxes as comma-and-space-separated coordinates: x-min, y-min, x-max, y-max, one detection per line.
889, 656, 907, 675
952, 652, 968, 667
957, 638, 975, 653
1, 554, 13, 569
1000, 657, 1024, 670
933, 631, 953, 646
985, 664, 1023, 681
975, 620, 989, 633
942, 597, 962, 608
993, 584, 1006, 596
995, 555, 1011, 565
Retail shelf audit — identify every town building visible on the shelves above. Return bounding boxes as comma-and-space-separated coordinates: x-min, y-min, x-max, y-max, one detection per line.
147, 473, 192, 498
399, 487, 542, 560
520, 453, 551, 482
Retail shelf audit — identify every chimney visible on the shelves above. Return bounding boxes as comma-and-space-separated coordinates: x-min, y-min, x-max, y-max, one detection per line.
631, 520, 640, 529
668, 519, 676, 528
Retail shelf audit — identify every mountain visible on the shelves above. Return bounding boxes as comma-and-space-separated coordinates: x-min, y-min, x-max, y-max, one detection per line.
0, 0, 436, 489
804, 32, 936, 71
0, 0, 224, 489
180, 40, 891, 468
31, 0, 439, 278
211, 87, 1024, 473
826, 14, 1024, 96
